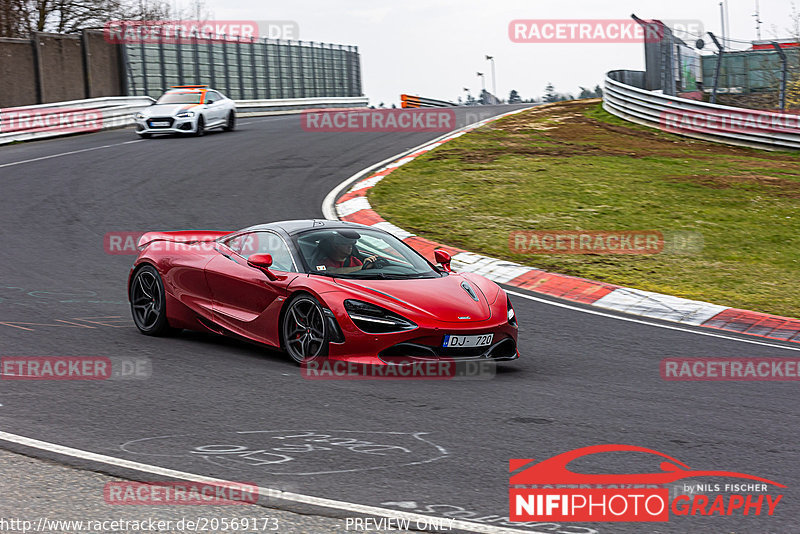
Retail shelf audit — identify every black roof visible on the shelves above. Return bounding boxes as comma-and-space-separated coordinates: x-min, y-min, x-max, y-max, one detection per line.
240, 219, 373, 236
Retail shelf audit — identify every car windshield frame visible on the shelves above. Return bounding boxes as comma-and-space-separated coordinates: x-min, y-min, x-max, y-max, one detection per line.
156, 92, 204, 105
292, 227, 444, 280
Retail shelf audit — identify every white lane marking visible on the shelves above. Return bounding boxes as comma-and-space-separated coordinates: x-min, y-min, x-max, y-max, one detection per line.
506, 289, 800, 352
0, 140, 143, 169
0, 430, 534, 534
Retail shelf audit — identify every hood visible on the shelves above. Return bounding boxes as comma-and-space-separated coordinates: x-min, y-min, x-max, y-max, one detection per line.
333, 274, 493, 323
143, 103, 200, 117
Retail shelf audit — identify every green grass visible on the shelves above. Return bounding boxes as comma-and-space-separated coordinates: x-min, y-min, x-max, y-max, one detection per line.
369, 102, 800, 318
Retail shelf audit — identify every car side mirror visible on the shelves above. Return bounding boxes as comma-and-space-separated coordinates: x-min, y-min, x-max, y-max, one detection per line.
434, 249, 452, 272
248, 253, 277, 280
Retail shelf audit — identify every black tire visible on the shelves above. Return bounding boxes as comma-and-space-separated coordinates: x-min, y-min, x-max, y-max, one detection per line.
138, 132, 152, 139
194, 115, 205, 137
281, 294, 329, 365
222, 111, 236, 132
130, 265, 177, 336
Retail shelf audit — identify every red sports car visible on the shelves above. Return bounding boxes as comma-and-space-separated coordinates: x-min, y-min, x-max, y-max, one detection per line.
128, 220, 519, 364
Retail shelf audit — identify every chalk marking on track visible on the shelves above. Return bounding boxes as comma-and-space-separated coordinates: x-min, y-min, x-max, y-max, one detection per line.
0, 430, 537, 534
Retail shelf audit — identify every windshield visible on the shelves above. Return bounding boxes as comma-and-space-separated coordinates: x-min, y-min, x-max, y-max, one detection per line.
156, 92, 203, 104
294, 228, 442, 280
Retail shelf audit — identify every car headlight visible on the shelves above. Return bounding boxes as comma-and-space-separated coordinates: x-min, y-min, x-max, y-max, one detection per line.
175, 111, 195, 118
134, 112, 145, 119
507, 295, 517, 326
344, 299, 417, 334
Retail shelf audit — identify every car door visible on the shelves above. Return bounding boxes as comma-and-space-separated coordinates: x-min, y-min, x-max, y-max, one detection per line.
204, 91, 224, 125
158, 243, 217, 322
205, 231, 299, 346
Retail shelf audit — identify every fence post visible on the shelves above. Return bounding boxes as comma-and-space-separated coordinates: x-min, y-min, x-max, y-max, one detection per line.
771, 42, 788, 111
262, 38, 271, 99
139, 35, 149, 96
222, 35, 231, 95
708, 32, 724, 104
193, 31, 201, 84
207, 38, 215, 89
236, 35, 244, 100
250, 36, 258, 99
176, 32, 184, 85
158, 28, 166, 92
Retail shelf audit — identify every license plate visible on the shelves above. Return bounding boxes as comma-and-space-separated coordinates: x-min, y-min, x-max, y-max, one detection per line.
443, 334, 493, 348
151, 121, 170, 127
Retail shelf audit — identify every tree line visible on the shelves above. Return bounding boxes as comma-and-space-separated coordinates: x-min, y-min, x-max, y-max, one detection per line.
0, 0, 208, 38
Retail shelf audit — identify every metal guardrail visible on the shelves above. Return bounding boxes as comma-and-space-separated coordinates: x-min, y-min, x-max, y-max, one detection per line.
0, 96, 368, 145
603, 69, 800, 151
235, 96, 368, 115
400, 94, 456, 108
0, 96, 155, 145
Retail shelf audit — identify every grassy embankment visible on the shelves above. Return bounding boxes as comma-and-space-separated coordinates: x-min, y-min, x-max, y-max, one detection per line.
370, 100, 800, 317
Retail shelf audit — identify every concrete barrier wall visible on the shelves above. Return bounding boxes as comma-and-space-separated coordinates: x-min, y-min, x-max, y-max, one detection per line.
0, 31, 122, 108
37, 34, 85, 103
85, 31, 124, 99
0, 39, 38, 107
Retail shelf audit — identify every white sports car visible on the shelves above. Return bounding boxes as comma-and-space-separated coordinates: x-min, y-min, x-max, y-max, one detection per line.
134, 85, 236, 138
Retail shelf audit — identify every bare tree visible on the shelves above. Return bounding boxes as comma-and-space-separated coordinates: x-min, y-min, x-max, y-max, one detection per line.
0, 0, 209, 38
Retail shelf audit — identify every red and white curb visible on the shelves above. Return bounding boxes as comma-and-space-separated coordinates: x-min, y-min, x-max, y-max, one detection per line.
324, 109, 800, 345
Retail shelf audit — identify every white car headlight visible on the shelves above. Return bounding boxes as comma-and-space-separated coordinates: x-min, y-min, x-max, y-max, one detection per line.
134, 112, 145, 119
175, 111, 195, 118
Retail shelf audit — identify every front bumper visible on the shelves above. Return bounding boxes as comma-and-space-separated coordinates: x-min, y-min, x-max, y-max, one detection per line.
326, 309, 519, 365
135, 117, 197, 134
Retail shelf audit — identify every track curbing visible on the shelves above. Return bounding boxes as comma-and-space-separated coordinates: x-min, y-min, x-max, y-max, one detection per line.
325, 108, 800, 346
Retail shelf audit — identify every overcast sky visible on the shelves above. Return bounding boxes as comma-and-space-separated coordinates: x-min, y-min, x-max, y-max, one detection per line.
204, 0, 796, 106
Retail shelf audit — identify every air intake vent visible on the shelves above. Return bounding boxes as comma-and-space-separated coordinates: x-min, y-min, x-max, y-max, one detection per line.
461, 281, 479, 302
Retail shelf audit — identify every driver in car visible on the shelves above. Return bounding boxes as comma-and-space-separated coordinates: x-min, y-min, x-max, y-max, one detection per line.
320, 231, 379, 274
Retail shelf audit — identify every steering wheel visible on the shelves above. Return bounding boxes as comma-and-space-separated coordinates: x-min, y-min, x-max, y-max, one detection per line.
361, 257, 389, 270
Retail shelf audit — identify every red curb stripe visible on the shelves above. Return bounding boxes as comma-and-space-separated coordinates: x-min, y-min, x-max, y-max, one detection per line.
337, 190, 367, 203
701, 309, 800, 342
507, 270, 616, 304
341, 210, 385, 226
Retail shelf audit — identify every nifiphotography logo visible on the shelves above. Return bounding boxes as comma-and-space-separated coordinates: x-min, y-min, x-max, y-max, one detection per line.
509, 444, 784, 522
